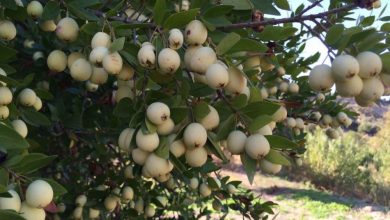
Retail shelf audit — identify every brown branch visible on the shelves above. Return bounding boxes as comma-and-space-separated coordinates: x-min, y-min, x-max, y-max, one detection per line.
298, 0, 324, 17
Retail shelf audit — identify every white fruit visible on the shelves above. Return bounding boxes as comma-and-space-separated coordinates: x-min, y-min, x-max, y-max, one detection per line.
189, 177, 199, 189
0, 87, 12, 105
185, 146, 208, 167
145, 205, 156, 217
331, 54, 360, 82
190, 47, 217, 74
309, 64, 335, 91
321, 114, 332, 125
0, 190, 21, 212
24, 39, 35, 48
132, 148, 150, 165
356, 77, 384, 101
0, 106, 9, 120
136, 130, 159, 152
192, 72, 207, 84
260, 87, 269, 99
70, 59, 92, 81
155, 173, 171, 182
183, 123, 207, 149
27, 1, 43, 18
144, 153, 173, 177
156, 196, 168, 207
115, 86, 134, 102
170, 139, 186, 157
26, 180, 53, 208
104, 196, 117, 212
260, 56, 275, 71
124, 165, 134, 179
285, 117, 296, 128
138, 45, 156, 69
47, 50, 67, 72
157, 118, 175, 135
185, 20, 208, 45
18, 88, 37, 106
89, 208, 100, 219
12, 119, 28, 138
75, 195, 87, 207
67, 52, 85, 69
205, 63, 229, 89
199, 105, 220, 130
199, 183, 211, 197
227, 130, 246, 154
288, 83, 299, 93
337, 112, 348, 124
227, 184, 237, 194
316, 93, 325, 102
245, 134, 270, 160
356, 51, 382, 78
268, 86, 278, 95
243, 56, 261, 74
0, 68, 6, 86
57, 203, 66, 213
134, 199, 144, 214
122, 186, 134, 201
117, 63, 135, 81
90, 67, 108, 85
19, 202, 45, 220
380, 73, 390, 87
39, 20, 56, 32
326, 128, 339, 139
240, 86, 251, 100
146, 102, 170, 125
158, 48, 181, 74
279, 81, 289, 93
118, 128, 135, 152
225, 67, 247, 94
259, 160, 282, 174
33, 97, 43, 111
33, 51, 44, 61
355, 96, 374, 107
169, 28, 184, 49
272, 106, 287, 122
268, 121, 276, 130
89, 46, 109, 66
184, 45, 201, 70
0, 20, 17, 41
86, 81, 99, 92
91, 32, 111, 48
373, 0, 381, 8
335, 75, 363, 97
257, 125, 272, 135
277, 66, 286, 76
103, 52, 123, 75
56, 17, 79, 42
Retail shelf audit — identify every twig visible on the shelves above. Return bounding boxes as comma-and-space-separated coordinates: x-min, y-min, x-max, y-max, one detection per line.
301, 22, 336, 57
298, 0, 324, 17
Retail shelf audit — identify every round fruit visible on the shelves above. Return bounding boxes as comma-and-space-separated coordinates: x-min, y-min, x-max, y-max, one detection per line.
193, 72, 207, 84
309, 64, 335, 91
89, 47, 109, 66
373, 0, 381, 8
138, 45, 156, 69
18, 88, 37, 106
75, 195, 87, 207
24, 39, 35, 48
124, 165, 134, 179
27, 1, 43, 18
104, 196, 117, 212
145, 205, 156, 217
158, 48, 181, 74
183, 123, 207, 149
146, 102, 170, 125
190, 47, 217, 74
326, 128, 339, 139
19, 202, 45, 220
0, 20, 17, 41
103, 52, 123, 75
356, 77, 384, 101
260, 87, 269, 99
355, 96, 374, 107
0, 87, 12, 105
26, 180, 53, 208
115, 86, 134, 102
278, 81, 289, 92
70, 59, 92, 81
170, 139, 186, 157
260, 56, 275, 71
86, 81, 99, 92
56, 17, 79, 42
268, 86, 278, 95
33, 97, 43, 111
245, 134, 270, 160
57, 203, 66, 213
199, 105, 220, 130
205, 63, 229, 89
0, 189, 21, 212
12, 119, 28, 138
225, 67, 247, 94
169, 28, 184, 49
91, 32, 111, 48
157, 118, 175, 135
285, 117, 296, 128
272, 106, 287, 122
185, 20, 208, 45
134, 199, 144, 214
335, 75, 363, 97
118, 128, 135, 152
135, 130, 159, 152
226, 130, 246, 155
259, 160, 282, 174
243, 56, 261, 73
288, 83, 299, 93
132, 148, 150, 165
47, 50, 67, 72
90, 67, 108, 85
316, 93, 325, 102
185, 147, 208, 167
122, 186, 134, 201
184, 45, 201, 70
189, 177, 199, 190
0, 106, 9, 120
356, 51, 382, 78
144, 153, 173, 177
337, 112, 348, 124
117, 63, 135, 81
199, 183, 211, 197
67, 52, 84, 69
257, 125, 272, 135
39, 20, 56, 32
89, 208, 100, 219
331, 54, 360, 82
156, 196, 168, 207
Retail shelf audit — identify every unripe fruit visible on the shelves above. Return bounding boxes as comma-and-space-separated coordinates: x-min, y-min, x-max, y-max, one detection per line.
0, 87, 12, 105
185, 146, 208, 167
19, 202, 45, 220
104, 196, 117, 212
155, 173, 171, 182
257, 125, 272, 135
0, 20, 17, 41
47, 50, 67, 72
260, 87, 269, 99
0, 106, 9, 120
57, 203, 66, 213
132, 148, 150, 165
27, 1, 43, 18
39, 20, 56, 32
67, 52, 85, 69
115, 86, 134, 102
86, 81, 99, 92
157, 118, 175, 135
272, 106, 287, 122
199, 183, 212, 197
268, 86, 278, 95
225, 67, 247, 94
285, 117, 296, 128
372, 0, 381, 8
90, 67, 108, 85
169, 28, 184, 49
117, 63, 135, 81
156, 196, 168, 207
331, 54, 360, 82
145, 205, 156, 217
309, 64, 335, 91
288, 83, 299, 93
260, 56, 275, 71
103, 52, 123, 75
326, 128, 339, 139
226, 130, 246, 154
356, 77, 384, 101
158, 48, 181, 74
190, 47, 217, 74
199, 105, 220, 130
316, 93, 325, 102
144, 153, 172, 177
185, 20, 208, 45
170, 139, 186, 157
124, 165, 134, 179
33, 51, 44, 61
89, 208, 100, 219
355, 96, 374, 107
321, 114, 332, 125
56, 17, 79, 42
184, 45, 201, 70
24, 39, 35, 48
91, 32, 111, 48
122, 186, 134, 201
259, 160, 282, 174
118, 128, 135, 152
337, 112, 348, 124
75, 195, 87, 207
147, 102, 170, 125
18, 88, 37, 106
135, 199, 144, 214
243, 56, 261, 73
205, 63, 229, 89
70, 59, 92, 81
12, 119, 28, 138
227, 184, 237, 194
0, 190, 21, 212
33, 97, 43, 111
89, 46, 109, 65
183, 123, 207, 149
356, 51, 382, 78
138, 45, 156, 69
189, 177, 199, 189
278, 81, 289, 92
136, 130, 159, 152
245, 134, 270, 160
26, 180, 53, 208
335, 75, 363, 97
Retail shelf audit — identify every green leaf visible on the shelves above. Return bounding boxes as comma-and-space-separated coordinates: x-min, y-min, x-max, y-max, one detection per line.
241, 101, 280, 118
228, 38, 268, 53
0, 0, 17, 10
251, 0, 280, 15
43, 178, 67, 197
113, 98, 133, 118
106, 0, 124, 17
190, 83, 215, 97
240, 153, 257, 184
68, 0, 100, 8
264, 149, 291, 166
274, 0, 290, 10
248, 87, 262, 103
170, 107, 188, 124
163, 8, 200, 29
325, 24, 344, 45
207, 177, 220, 190
381, 23, 390, 32
248, 115, 273, 133
0, 123, 29, 150
41, 1, 60, 20
0, 74, 20, 87
169, 154, 186, 173
216, 32, 241, 55
80, 22, 101, 35
194, 102, 211, 121
381, 53, 390, 72
0, 210, 26, 220
20, 108, 51, 127
216, 114, 235, 141
357, 32, 386, 51
221, 0, 252, 10
360, 16, 375, 27
258, 26, 297, 41
154, 136, 169, 159
145, 118, 157, 133
109, 37, 126, 52
154, 0, 166, 25
203, 5, 234, 17
265, 135, 298, 150
207, 134, 228, 163
231, 94, 248, 109
0, 168, 8, 186
68, 5, 98, 21
0, 45, 17, 61
10, 153, 56, 174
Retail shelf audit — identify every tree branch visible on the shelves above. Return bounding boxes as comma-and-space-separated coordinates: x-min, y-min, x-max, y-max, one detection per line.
297, 0, 324, 17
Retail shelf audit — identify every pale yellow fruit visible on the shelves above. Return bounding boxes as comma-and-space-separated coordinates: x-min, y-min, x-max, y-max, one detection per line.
330, 117, 341, 128
373, 0, 381, 8
19, 202, 45, 220
199, 183, 211, 197
115, 86, 134, 102
75, 195, 87, 207
67, 52, 85, 69
18, 88, 37, 106
245, 134, 270, 160
158, 48, 181, 74
268, 121, 276, 130
278, 81, 289, 93
355, 96, 374, 107
288, 83, 299, 93
257, 125, 272, 135
185, 20, 207, 45
155, 173, 171, 182
260, 87, 269, 99
184, 45, 201, 70
0, 190, 21, 212
205, 63, 229, 89
337, 112, 348, 124
260, 56, 275, 71
89, 46, 109, 65
26, 180, 53, 208
192, 72, 207, 84
0, 106, 9, 120
293, 127, 301, 136
86, 81, 99, 92
277, 66, 286, 76
124, 8, 149, 21
124, 165, 134, 179
240, 86, 250, 100
295, 118, 304, 129
39, 20, 56, 32
27, 1, 43, 18
356, 51, 382, 78
136, 130, 159, 152
183, 123, 207, 149
268, 86, 278, 94
132, 148, 150, 165
285, 117, 296, 128
138, 45, 156, 69
56, 17, 79, 42
90, 67, 108, 85
122, 186, 134, 201
226, 130, 246, 155
57, 203, 66, 213
185, 146, 208, 167
147, 102, 170, 125
326, 128, 339, 139
380, 73, 390, 87
91, 32, 111, 48
0, 20, 17, 41
33, 51, 44, 61
225, 67, 247, 94
199, 105, 220, 130
335, 75, 363, 97
189, 177, 199, 190
104, 196, 117, 212
142, 167, 152, 178
47, 50, 67, 72
243, 56, 261, 74
321, 114, 332, 125
170, 139, 186, 157
24, 39, 35, 48
0, 68, 6, 86
259, 160, 282, 174
272, 106, 287, 122
169, 28, 184, 49
33, 97, 43, 111
309, 64, 335, 91
118, 128, 135, 152
316, 93, 325, 102
117, 63, 135, 81
145, 205, 156, 217
0, 87, 12, 105
311, 111, 322, 121
70, 58, 92, 81
157, 118, 175, 135
356, 77, 384, 101
156, 196, 168, 207
190, 47, 217, 74
331, 54, 360, 82
144, 153, 172, 177
89, 208, 100, 219
15, 0, 24, 6
103, 52, 123, 75
134, 198, 144, 214
175, 0, 190, 11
